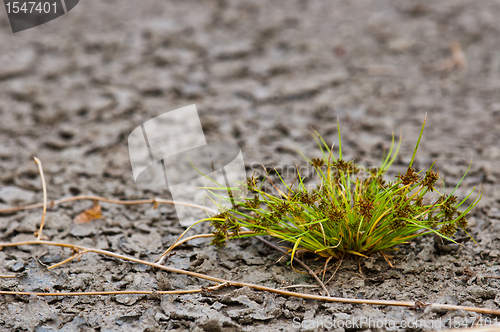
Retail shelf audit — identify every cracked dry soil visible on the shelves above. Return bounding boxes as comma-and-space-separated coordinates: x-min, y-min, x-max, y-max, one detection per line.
1, 0, 500, 331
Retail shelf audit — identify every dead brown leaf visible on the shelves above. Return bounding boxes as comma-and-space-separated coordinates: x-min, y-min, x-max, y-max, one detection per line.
73, 201, 102, 224
430, 40, 467, 72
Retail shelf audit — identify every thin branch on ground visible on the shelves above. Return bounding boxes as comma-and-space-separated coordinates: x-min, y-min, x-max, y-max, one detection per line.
379, 250, 394, 268
322, 256, 333, 282
157, 231, 256, 263
156, 233, 216, 264
0, 282, 230, 297
1, 240, 500, 315
155, 229, 331, 296
325, 257, 343, 286
0, 193, 331, 295
0, 163, 492, 314
0, 196, 210, 215
47, 254, 79, 270
48, 249, 87, 270
279, 285, 320, 289
254, 235, 331, 297
33, 157, 47, 241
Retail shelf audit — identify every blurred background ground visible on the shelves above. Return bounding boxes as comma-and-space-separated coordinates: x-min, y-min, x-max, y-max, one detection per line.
0, 0, 499, 331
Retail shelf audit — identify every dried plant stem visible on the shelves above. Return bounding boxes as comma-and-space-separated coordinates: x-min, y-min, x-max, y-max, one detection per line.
322, 256, 333, 282
279, 285, 320, 289
379, 250, 394, 268
47, 250, 86, 270
33, 157, 47, 241
157, 230, 331, 297
2, 240, 499, 316
0, 283, 229, 297
0, 275, 16, 278
157, 233, 215, 261
47, 254, 78, 270
0, 194, 330, 294
325, 257, 343, 286
157, 232, 254, 263
254, 235, 331, 297
0, 196, 210, 215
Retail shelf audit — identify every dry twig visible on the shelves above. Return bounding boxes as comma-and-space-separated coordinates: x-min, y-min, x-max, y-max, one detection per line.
155, 230, 332, 296
0, 195, 208, 214
0, 158, 497, 316
0, 240, 499, 315
0, 283, 229, 297
325, 257, 343, 286
33, 157, 47, 241
254, 235, 331, 297
0, 194, 331, 295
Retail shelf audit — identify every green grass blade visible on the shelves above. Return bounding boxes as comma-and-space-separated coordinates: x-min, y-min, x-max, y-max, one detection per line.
408, 114, 426, 168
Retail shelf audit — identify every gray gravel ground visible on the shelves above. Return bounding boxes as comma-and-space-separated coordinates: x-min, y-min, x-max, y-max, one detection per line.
1, 0, 500, 331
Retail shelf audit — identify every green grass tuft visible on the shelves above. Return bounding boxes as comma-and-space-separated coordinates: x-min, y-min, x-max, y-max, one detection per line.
209, 120, 482, 261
